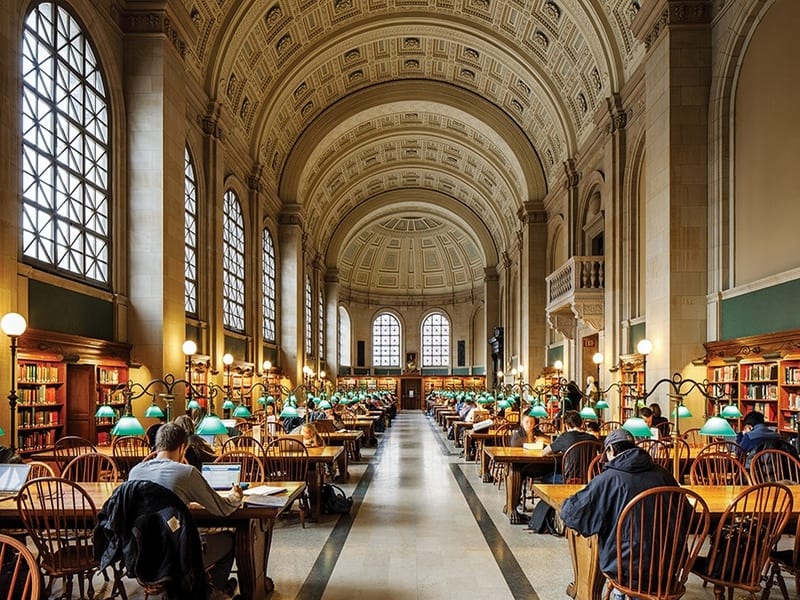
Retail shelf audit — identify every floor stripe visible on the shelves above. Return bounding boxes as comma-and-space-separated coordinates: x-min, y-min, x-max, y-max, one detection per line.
295, 429, 389, 600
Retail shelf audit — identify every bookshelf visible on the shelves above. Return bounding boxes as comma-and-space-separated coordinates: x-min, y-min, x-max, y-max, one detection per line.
779, 357, 800, 434
739, 360, 778, 423
94, 362, 129, 446
16, 352, 66, 455
618, 354, 645, 422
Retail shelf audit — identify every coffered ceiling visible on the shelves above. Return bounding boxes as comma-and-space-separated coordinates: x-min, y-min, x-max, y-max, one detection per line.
178, 0, 643, 297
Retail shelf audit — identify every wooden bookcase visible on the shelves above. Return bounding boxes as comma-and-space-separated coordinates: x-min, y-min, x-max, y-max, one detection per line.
15, 352, 66, 455
779, 357, 800, 435
617, 354, 645, 422
738, 360, 778, 423
94, 362, 129, 446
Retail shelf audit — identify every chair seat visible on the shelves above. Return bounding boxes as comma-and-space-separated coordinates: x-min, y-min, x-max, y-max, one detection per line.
49, 545, 99, 574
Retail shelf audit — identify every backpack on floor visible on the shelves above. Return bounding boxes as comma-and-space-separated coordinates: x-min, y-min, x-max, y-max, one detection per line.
321, 483, 353, 514
528, 501, 557, 534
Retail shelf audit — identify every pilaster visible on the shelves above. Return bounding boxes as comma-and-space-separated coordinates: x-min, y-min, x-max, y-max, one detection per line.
279, 205, 305, 386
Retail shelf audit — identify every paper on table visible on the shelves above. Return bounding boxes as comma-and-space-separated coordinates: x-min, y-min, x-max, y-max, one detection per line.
243, 485, 286, 496
242, 494, 287, 508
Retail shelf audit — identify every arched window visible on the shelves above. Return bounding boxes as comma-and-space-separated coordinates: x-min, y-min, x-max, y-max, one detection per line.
21, 2, 110, 285
338, 306, 351, 366
318, 288, 324, 360
184, 146, 198, 315
305, 275, 312, 356
422, 312, 450, 367
262, 228, 276, 342
222, 190, 245, 331
373, 313, 400, 367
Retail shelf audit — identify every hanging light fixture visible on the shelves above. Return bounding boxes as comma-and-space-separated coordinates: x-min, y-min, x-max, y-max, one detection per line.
579, 405, 599, 421
529, 403, 549, 418
232, 402, 252, 419
720, 402, 743, 419
144, 398, 165, 418
111, 389, 145, 437
622, 416, 652, 438
699, 416, 736, 437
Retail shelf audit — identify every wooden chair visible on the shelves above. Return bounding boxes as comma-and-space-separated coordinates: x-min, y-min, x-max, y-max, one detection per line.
562, 439, 603, 484
537, 420, 559, 436
488, 423, 516, 489
689, 452, 751, 486
636, 439, 672, 471
0, 532, 42, 600
600, 421, 622, 435
691, 483, 793, 600
53, 436, 97, 472
18, 477, 124, 600
699, 440, 747, 463
749, 448, 800, 484
762, 486, 800, 600
62, 452, 120, 483
604, 486, 711, 600
221, 435, 265, 456
264, 438, 310, 527
587, 453, 605, 481
112, 435, 151, 478
682, 427, 703, 448
26, 461, 55, 480
215, 450, 265, 483
661, 437, 692, 481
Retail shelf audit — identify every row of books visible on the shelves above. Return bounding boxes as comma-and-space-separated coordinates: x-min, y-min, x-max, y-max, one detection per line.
18, 410, 60, 426
17, 430, 57, 452
710, 366, 738, 382
785, 367, 800, 385
98, 367, 121, 384
742, 383, 778, 400
745, 401, 777, 421
18, 386, 57, 404
740, 363, 779, 382
17, 363, 60, 384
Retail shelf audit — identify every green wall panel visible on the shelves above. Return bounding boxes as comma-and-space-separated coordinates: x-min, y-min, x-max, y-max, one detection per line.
29, 280, 113, 340
722, 278, 800, 339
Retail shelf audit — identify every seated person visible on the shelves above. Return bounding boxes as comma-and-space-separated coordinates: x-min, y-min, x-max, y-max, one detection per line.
542, 410, 596, 456
736, 410, 782, 466
510, 414, 547, 447
585, 421, 601, 438
173, 414, 217, 471
639, 407, 666, 439
648, 403, 670, 437
560, 429, 680, 599
128, 423, 243, 597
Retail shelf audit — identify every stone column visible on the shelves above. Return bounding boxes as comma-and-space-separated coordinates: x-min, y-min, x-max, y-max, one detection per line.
325, 269, 340, 376
123, 9, 190, 378
519, 203, 548, 374
279, 205, 305, 386
632, 0, 711, 382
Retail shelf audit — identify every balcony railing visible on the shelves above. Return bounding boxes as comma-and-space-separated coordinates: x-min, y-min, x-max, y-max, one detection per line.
546, 256, 605, 308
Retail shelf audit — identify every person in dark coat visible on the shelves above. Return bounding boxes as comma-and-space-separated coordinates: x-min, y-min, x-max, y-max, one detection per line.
559, 428, 680, 593
736, 410, 783, 467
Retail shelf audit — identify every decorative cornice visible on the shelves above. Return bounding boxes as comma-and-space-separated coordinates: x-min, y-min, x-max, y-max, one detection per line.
548, 312, 576, 340
563, 159, 579, 190
121, 11, 187, 58
632, 1, 712, 51
605, 94, 629, 135
279, 204, 304, 227
199, 103, 225, 141
571, 300, 604, 332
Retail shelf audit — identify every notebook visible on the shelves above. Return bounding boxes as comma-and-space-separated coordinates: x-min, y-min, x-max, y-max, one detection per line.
201, 463, 242, 490
0, 464, 31, 501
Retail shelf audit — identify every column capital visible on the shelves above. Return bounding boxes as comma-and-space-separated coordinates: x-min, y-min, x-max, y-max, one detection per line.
200, 102, 225, 141
563, 159, 580, 190
120, 6, 191, 59
279, 204, 304, 228
517, 202, 547, 225
632, 0, 712, 51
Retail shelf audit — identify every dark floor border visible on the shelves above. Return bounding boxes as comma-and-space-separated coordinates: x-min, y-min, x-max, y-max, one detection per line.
295, 423, 390, 600
449, 463, 540, 600
426, 413, 458, 456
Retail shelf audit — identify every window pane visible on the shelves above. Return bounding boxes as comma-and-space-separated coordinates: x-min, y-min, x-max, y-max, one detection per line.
372, 313, 400, 367
422, 313, 450, 367
222, 190, 245, 331
305, 276, 312, 356
184, 146, 198, 314
262, 228, 276, 342
21, 2, 110, 285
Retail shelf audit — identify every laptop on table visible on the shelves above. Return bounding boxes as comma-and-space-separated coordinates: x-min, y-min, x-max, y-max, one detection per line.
0, 463, 32, 501
201, 463, 242, 490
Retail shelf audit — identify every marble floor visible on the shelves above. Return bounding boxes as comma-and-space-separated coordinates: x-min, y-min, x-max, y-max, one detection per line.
76, 410, 790, 599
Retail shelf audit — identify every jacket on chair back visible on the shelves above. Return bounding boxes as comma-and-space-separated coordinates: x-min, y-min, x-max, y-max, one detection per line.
93, 479, 207, 600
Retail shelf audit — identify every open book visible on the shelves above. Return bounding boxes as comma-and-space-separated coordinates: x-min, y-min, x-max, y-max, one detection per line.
242, 485, 287, 507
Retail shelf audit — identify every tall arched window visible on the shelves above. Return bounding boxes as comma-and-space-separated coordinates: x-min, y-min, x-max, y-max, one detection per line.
373, 313, 400, 367
318, 288, 324, 360
21, 2, 110, 285
304, 275, 312, 356
184, 146, 198, 315
339, 306, 351, 366
422, 312, 450, 367
222, 190, 245, 331
262, 228, 276, 342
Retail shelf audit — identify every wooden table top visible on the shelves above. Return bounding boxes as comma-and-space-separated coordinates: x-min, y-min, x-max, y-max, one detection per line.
319, 430, 364, 441
0, 480, 307, 520
483, 446, 553, 461
532, 483, 800, 515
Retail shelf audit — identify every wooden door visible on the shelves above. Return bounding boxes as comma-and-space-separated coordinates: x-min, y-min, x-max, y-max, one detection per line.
401, 378, 422, 410
66, 364, 94, 440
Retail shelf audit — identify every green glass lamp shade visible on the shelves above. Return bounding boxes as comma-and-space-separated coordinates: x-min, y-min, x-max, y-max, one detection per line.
257, 395, 267, 405
280, 404, 299, 418
265, 395, 275, 405
700, 416, 736, 437
496, 399, 510, 410
595, 398, 609, 409
529, 404, 549, 418
144, 403, 165, 418
622, 417, 653, 438
232, 403, 252, 419
0, 426, 5, 437
579, 406, 599, 421
111, 415, 146, 436
720, 403, 743, 419
195, 414, 229, 436
222, 398, 235, 410
318, 399, 332, 410
636, 398, 647, 408
671, 405, 693, 419
187, 399, 201, 410
95, 404, 116, 418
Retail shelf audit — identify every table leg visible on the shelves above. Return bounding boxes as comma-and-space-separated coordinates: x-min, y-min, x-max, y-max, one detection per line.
565, 529, 604, 600
307, 464, 324, 520
336, 450, 349, 481
506, 465, 525, 524
235, 517, 276, 600
481, 445, 493, 482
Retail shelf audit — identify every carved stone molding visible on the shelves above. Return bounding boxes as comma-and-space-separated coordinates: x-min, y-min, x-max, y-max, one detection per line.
121, 11, 187, 59
548, 312, 576, 340
563, 159, 579, 190
632, 1, 712, 51
199, 103, 225, 141
571, 300, 604, 332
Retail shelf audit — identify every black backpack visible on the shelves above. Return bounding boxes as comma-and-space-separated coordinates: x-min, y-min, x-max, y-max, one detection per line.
321, 483, 353, 514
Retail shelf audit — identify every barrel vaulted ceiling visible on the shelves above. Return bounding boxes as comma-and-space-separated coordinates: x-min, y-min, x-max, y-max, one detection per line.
179, 0, 643, 297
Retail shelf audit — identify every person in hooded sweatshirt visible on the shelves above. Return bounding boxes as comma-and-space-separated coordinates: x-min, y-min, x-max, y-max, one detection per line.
559, 428, 679, 598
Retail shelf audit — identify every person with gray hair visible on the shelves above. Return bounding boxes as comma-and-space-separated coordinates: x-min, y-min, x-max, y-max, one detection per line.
128, 422, 243, 598
559, 428, 679, 598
